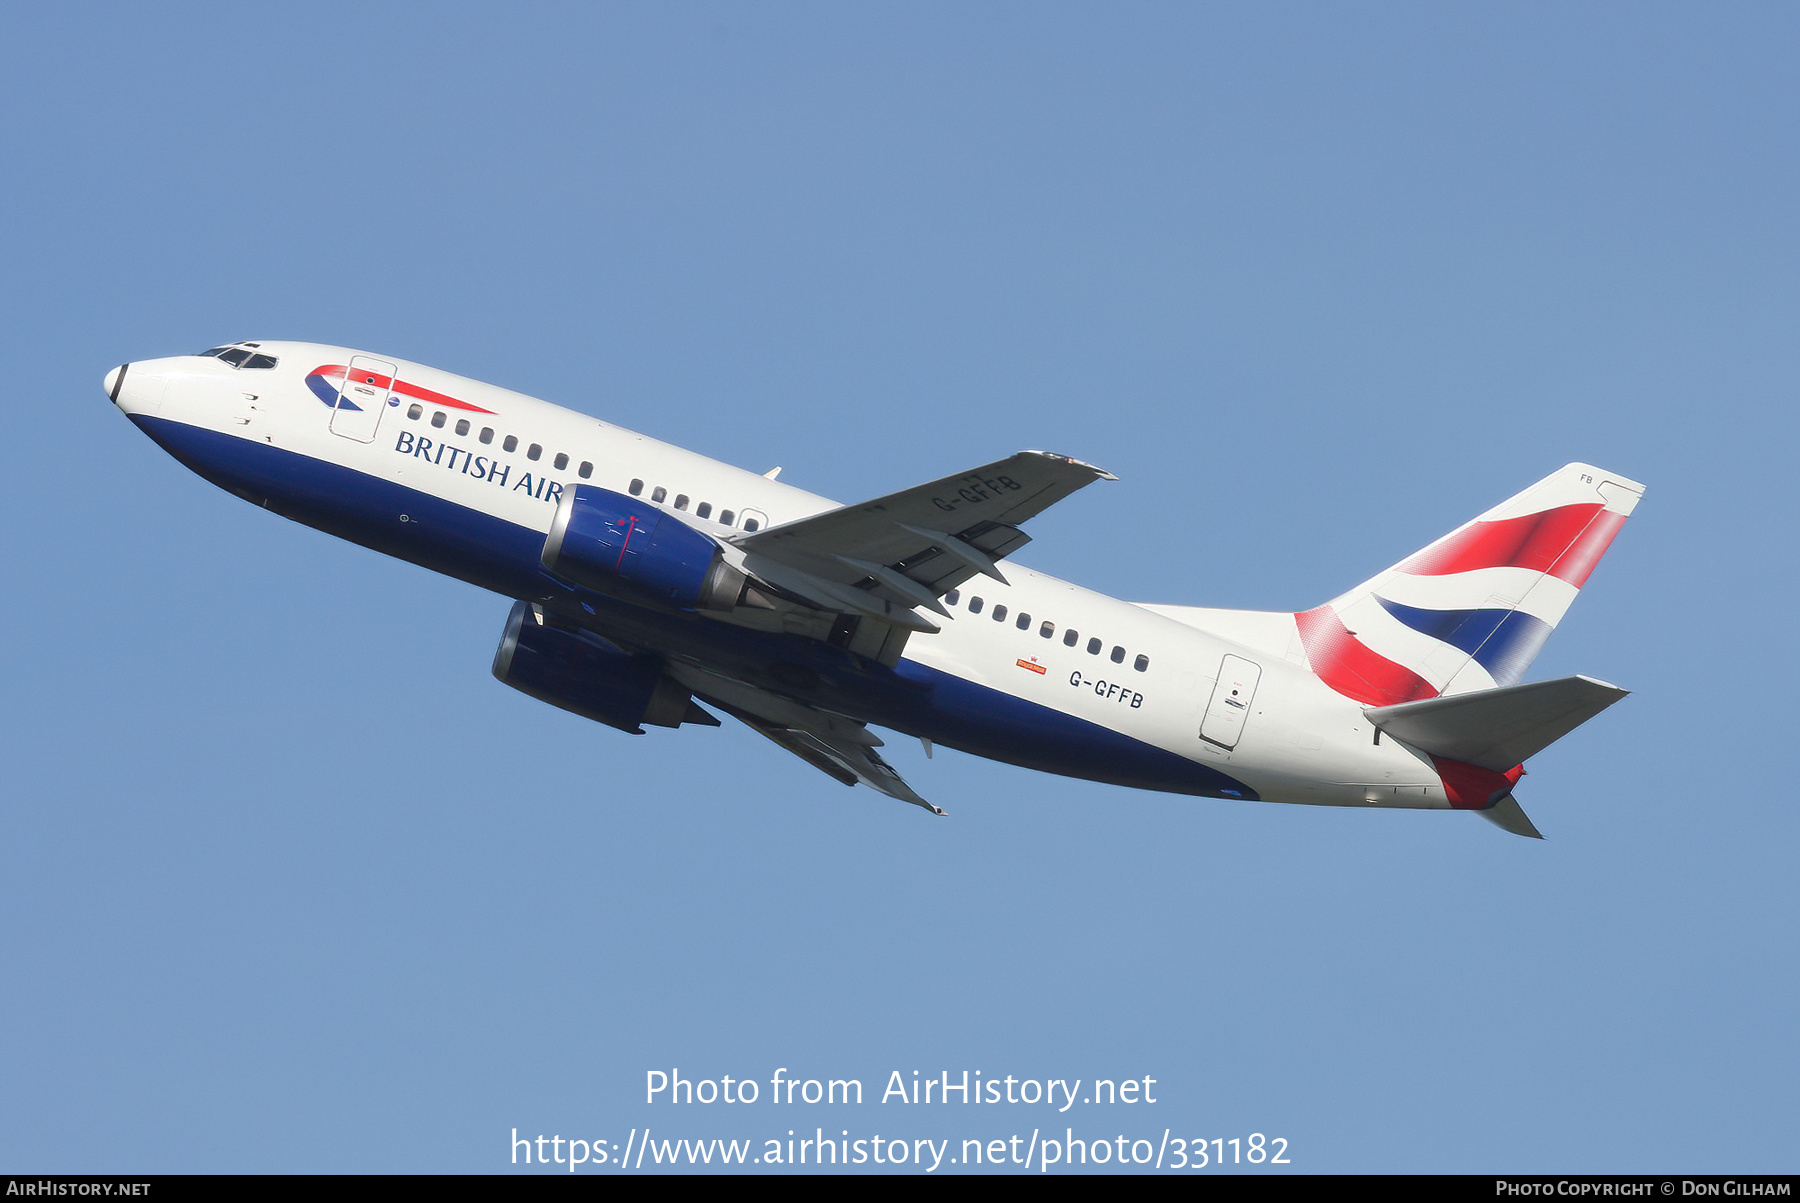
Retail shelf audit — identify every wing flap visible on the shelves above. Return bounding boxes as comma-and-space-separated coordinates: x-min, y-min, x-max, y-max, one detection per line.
666, 665, 945, 814
731, 711, 859, 788
726, 708, 944, 814
739, 552, 943, 633
735, 451, 1113, 605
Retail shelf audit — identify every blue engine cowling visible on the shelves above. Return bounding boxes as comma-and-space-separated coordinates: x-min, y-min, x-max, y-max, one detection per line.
491, 600, 711, 733
541, 485, 744, 609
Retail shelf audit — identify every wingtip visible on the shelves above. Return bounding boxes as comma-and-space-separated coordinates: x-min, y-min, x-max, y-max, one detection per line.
1573, 673, 1630, 696
1025, 450, 1118, 482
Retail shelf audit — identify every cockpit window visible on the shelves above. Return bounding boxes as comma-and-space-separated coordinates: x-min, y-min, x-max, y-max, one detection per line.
198, 344, 277, 369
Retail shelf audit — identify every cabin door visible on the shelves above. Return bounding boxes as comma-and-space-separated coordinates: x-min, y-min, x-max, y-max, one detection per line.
1200, 655, 1262, 750
328, 355, 398, 443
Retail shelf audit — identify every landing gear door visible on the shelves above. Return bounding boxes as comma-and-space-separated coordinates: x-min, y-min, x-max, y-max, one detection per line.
1200, 654, 1262, 750
328, 355, 398, 443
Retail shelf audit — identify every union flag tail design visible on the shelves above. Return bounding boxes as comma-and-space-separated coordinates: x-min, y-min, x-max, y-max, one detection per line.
1295, 464, 1644, 706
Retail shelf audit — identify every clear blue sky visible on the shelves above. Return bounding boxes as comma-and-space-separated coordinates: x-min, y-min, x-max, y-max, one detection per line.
2, 1, 1794, 1174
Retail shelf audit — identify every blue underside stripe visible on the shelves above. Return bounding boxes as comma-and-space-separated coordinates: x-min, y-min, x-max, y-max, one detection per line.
1376, 597, 1552, 687
130, 415, 1258, 802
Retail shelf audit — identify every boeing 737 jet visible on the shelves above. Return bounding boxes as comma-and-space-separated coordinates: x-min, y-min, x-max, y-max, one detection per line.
106, 342, 1643, 837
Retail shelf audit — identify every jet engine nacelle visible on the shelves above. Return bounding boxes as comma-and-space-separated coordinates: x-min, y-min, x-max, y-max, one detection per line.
491, 600, 712, 734
542, 484, 744, 609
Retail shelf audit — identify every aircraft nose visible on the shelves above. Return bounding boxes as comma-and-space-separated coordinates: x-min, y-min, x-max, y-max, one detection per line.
104, 363, 128, 404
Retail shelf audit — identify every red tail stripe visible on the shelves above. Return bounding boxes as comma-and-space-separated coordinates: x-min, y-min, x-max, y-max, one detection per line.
1548, 509, 1627, 588
1433, 757, 1525, 810
1399, 503, 1624, 586
312, 364, 495, 414
1294, 606, 1439, 707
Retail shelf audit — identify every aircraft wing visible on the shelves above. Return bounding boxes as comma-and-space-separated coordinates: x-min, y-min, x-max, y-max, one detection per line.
666, 664, 944, 814
732, 451, 1114, 631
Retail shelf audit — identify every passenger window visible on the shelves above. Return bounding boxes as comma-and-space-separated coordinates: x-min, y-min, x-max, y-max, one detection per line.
674, 494, 689, 510
1016, 612, 1030, 630
743, 518, 760, 532
1111, 645, 1126, 664
1087, 638, 1102, 655
527, 444, 542, 461
479, 427, 494, 444
968, 597, 984, 614
407, 403, 422, 420
431, 411, 446, 429
579, 462, 593, 479
696, 502, 712, 519
553, 452, 569, 470
503, 435, 518, 452
651, 486, 667, 503
944, 589, 960, 606
1040, 621, 1054, 638
1064, 629, 1079, 647
993, 604, 1008, 622
1134, 654, 1150, 672
455, 419, 470, 436
629, 479, 644, 496
720, 509, 735, 526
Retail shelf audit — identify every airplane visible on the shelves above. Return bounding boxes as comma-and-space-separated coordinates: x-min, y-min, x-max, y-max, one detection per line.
104, 341, 1644, 837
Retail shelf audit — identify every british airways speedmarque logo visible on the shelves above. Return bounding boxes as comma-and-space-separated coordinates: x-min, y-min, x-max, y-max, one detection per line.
305, 364, 496, 415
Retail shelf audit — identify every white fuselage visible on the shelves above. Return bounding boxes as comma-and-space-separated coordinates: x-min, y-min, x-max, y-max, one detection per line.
110, 342, 1455, 812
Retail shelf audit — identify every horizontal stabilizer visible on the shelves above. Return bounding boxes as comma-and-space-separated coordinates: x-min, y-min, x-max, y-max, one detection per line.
1477, 795, 1545, 839
1365, 674, 1629, 771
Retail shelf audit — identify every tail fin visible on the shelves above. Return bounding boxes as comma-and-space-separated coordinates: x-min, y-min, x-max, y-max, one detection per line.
1295, 464, 1644, 706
